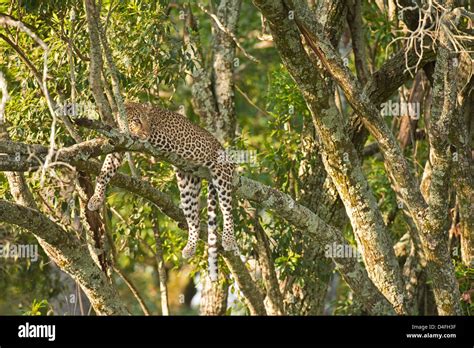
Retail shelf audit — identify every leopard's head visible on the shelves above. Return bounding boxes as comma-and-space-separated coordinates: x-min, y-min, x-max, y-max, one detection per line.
126, 103, 151, 140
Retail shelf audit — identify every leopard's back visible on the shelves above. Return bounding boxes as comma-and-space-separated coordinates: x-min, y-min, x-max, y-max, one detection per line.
127, 103, 224, 163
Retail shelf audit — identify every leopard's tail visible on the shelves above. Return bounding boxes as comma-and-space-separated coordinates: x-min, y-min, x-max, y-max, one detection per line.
207, 182, 219, 282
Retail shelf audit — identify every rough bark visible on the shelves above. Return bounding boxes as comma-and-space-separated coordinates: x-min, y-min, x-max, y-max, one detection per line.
286, 3, 467, 314
296, 134, 337, 315
0, 123, 127, 315
450, 63, 474, 268
253, 212, 285, 315
0, 200, 129, 315
222, 251, 267, 315
199, 278, 229, 316
290, 0, 346, 316
295, 27, 439, 314
184, 7, 220, 130
186, 0, 258, 315
84, 0, 114, 125
93, 1, 129, 133
254, 0, 408, 314
210, 0, 242, 143
0, 135, 264, 315
397, 71, 426, 149
422, 29, 464, 315
346, 0, 369, 84
76, 171, 110, 276
235, 177, 395, 315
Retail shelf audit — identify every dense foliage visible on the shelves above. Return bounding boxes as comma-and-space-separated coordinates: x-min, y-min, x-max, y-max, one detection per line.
0, 0, 472, 316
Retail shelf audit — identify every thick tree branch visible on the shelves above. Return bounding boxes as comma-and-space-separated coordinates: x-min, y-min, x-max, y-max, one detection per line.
0, 124, 394, 314
254, 0, 407, 314
289, 3, 465, 314
291, 0, 346, 316
210, 0, 242, 143
346, 0, 369, 84
0, 121, 127, 315
253, 211, 285, 315
184, 6, 221, 133
84, 0, 114, 125
0, 200, 129, 315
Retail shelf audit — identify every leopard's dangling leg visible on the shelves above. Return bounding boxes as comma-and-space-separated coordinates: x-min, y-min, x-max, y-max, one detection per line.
176, 170, 201, 259
207, 182, 219, 282
211, 162, 239, 255
88, 153, 123, 211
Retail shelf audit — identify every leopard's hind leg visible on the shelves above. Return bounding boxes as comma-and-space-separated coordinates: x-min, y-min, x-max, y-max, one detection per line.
211, 162, 239, 254
176, 170, 201, 259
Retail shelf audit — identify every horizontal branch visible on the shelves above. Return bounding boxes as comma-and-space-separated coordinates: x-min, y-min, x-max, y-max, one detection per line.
0, 121, 394, 314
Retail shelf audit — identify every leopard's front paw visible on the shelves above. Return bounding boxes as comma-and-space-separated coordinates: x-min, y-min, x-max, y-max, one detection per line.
181, 244, 196, 259
87, 194, 104, 211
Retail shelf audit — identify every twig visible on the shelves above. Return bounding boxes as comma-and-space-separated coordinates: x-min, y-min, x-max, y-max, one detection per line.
104, 0, 119, 35
113, 266, 152, 316
235, 84, 270, 117
0, 14, 58, 186
197, 3, 260, 63
1, 13, 84, 168
390, 1, 474, 76
0, 33, 42, 83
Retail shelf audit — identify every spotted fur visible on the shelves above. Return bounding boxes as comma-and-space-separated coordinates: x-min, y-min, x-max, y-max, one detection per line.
88, 102, 239, 281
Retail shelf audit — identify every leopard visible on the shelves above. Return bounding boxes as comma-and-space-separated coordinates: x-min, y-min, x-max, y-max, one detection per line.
87, 102, 239, 282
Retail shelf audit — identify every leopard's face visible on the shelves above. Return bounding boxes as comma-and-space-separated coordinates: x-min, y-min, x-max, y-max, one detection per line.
128, 113, 151, 140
